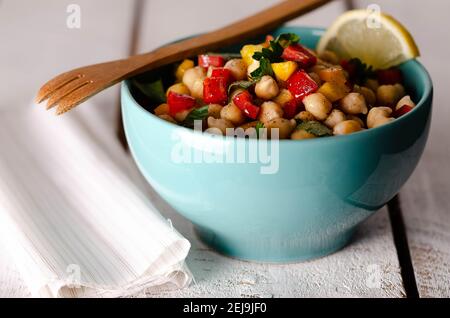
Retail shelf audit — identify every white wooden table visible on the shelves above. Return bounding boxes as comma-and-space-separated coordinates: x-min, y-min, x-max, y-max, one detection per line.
0, 0, 448, 298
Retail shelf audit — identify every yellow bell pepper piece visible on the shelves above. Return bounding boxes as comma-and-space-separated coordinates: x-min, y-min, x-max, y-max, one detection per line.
273, 89, 294, 107
175, 59, 194, 82
240, 44, 264, 66
271, 61, 298, 82
318, 82, 350, 102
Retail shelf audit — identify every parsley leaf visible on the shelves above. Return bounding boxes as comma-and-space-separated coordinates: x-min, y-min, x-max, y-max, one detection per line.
250, 57, 274, 81
274, 33, 300, 48
131, 78, 166, 104
255, 121, 265, 138
228, 80, 255, 94
297, 121, 332, 137
250, 33, 300, 80
182, 106, 209, 128
345, 58, 376, 84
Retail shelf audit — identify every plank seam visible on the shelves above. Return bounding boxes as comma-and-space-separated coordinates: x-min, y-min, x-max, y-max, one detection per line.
387, 195, 420, 298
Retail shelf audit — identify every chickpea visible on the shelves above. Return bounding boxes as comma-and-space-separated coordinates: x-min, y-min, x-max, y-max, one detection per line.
364, 79, 379, 92
396, 95, 416, 111
318, 50, 340, 65
220, 103, 245, 125
265, 118, 296, 139
154, 103, 169, 116
339, 93, 368, 115
274, 89, 294, 106
324, 109, 346, 128
333, 120, 362, 135
291, 129, 316, 140
239, 121, 258, 130
308, 72, 322, 86
247, 60, 260, 78
207, 116, 234, 135
367, 107, 394, 128
166, 83, 190, 96
353, 85, 376, 106
174, 109, 192, 122
255, 75, 279, 100
295, 111, 316, 122
303, 93, 332, 121
183, 66, 206, 99
207, 104, 223, 119
376, 84, 405, 106
346, 115, 365, 128
158, 114, 176, 124
224, 59, 247, 81
310, 64, 327, 75
258, 101, 283, 124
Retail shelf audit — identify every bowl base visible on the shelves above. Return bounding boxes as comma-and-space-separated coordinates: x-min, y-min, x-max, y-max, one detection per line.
194, 226, 356, 264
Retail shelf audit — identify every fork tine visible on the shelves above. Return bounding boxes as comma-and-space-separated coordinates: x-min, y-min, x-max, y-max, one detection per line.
55, 83, 96, 115
46, 80, 90, 110
35, 72, 83, 104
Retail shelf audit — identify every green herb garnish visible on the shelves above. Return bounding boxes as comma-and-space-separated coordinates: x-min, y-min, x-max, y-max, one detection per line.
255, 121, 265, 138
297, 121, 332, 137
346, 58, 376, 84
250, 57, 274, 81
250, 33, 300, 81
182, 106, 209, 128
131, 78, 166, 104
228, 80, 256, 94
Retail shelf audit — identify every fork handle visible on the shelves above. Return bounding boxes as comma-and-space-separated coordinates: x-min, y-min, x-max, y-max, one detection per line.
118, 0, 331, 78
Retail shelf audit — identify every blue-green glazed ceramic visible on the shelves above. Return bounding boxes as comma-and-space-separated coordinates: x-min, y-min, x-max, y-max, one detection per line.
121, 27, 433, 262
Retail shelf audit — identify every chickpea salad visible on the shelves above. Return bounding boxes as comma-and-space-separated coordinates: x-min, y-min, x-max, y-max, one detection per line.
130, 33, 416, 140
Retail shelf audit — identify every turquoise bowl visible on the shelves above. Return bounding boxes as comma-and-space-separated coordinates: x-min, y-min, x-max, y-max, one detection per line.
121, 27, 433, 262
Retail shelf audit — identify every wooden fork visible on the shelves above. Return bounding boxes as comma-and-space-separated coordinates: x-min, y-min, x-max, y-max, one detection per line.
36, 0, 331, 114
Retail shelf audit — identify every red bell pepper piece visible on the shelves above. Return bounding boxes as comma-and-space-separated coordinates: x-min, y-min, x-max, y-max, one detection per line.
211, 68, 234, 85
263, 35, 274, 48
340, 59, 357, 79
232, 90, 260, 120
281, 44, 317, 68
168, 91, 196, 116
283, 99, 299, 119
203, 77, 228, 105
286, 70, 319, 102
393, 105, 413, 118
377, 68, 403, 85
198, 55, 225, 68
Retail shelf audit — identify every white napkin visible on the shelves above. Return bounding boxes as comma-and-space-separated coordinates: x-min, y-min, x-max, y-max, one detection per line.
0, 104, 192, 298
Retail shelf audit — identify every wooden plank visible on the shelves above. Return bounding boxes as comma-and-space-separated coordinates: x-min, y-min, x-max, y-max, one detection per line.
353, 0, 450, 297
133, 0, 405, 297
0, 0, 138, 297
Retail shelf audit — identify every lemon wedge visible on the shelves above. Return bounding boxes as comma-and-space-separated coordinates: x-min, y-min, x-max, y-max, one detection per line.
317, 9, 420, 69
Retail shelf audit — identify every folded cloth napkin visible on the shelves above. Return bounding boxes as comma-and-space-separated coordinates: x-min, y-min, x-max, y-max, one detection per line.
0, 104, 192, 298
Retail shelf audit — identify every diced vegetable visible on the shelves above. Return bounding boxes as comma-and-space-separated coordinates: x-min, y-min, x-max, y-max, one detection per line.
271, 61, 298, 82
167, 91, 196, 116
211, 68, 234, 85
377, 68, 403, 85
393, 105, 413, 118
274, 89, 294, 107
283, 99, 298, 119
203, 77, 228, 105
317, 67, 347, 84
233, 90, 260, 119
198, 55, 225, 68
318, 81, 351, 102
281, 44, 317, 68
240, 44, 264, 66
228, 80, 255, 93
175, 59, 194, 82
286, 70, 319, 102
